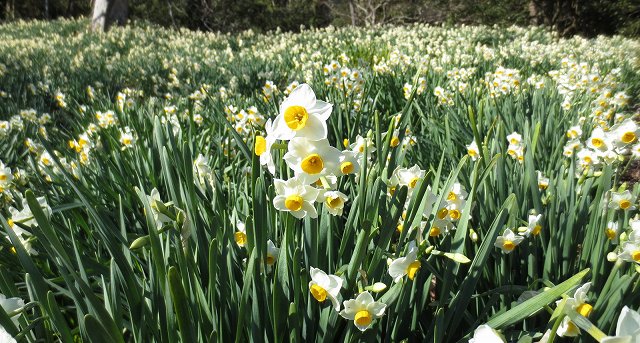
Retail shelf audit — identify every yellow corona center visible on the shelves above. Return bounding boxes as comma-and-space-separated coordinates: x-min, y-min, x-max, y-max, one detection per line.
343, 138, 349, 147
592, 138, 604, 148
255, 136, 266, 156
285, 195, 304, 212
538, 182, 548, 190
284, 105, 309, 130
326, 196, 342, 209
502, 240, 516, 252
390, 137, 400, 147
583, 156, 592, 164
0, 174, 6, 181
449, 209, 461, 221
7, 219, 14, 228
310, 284, 327, 302
409, 177, 420, 189
437, 208, 448, 220
447, 192, 457, 201
577, 303, 593, 317
341, 161, 355, 175
122, 137, 132, 145
266, 255, 275, 265
407, 260, 421, 280
632, 250, 640, 262
10, 246, 17, 254
605, 228, 616, 240
389, 187, 396, 196
354, 310, 372, 327
429, 227, 441, 237
532, 225, 542, 236
619, 200, 632, 210
622, 132, 636, 144
468, 149, 478, 157
301, 154, 324, 174
396, 223, 403, 233
234, 232, 247, 246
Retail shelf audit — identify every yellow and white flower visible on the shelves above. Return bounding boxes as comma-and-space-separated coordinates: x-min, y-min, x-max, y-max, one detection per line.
308, 267, 343, 311
283, 138, 341, 184
340, 291, 386, 332
495, 229, 524, 254
519, 213, 543, 237
322, 190, 348, 216
234, 221, 247, 247
609, 190, 635, 211
467, 141, 480, 161
256, 119, 277, 174
273, 177, 320, 219
338, 150, 360, 176
612, 119, 639, 148
272, 84, 332, 141
388, 243, 421, 283
0, 162, 13, 188
392, 165, 425, 190
119, 126, 136, 150
266, 239, 279, 266
507, 132, 522, 145
556, 282, 593, 337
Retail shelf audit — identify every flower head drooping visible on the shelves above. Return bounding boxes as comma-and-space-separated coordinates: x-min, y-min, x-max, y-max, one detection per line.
388, 242, 421, 283
340, 291, 386, 332
271, 84, 332, 141
308, 267, 343, 311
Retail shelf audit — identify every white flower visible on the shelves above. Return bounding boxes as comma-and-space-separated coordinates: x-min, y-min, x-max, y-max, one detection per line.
0, 163, 12, 187
388, 243, 421, 283
556, 282, 592, 337
618, 242, 640, 263
507, 132, 522, 145
392, 165, 425, 190
587, 127, 611, 152
271, 84, 332, 141
519, 214, 543, 237
308, 267, 343, 311
266, 240, 279, 266
0, 293, 24, 326
234, 221, 247, 247
612, 119, 640, 148
338, 151, 360, 176
609, 190, 635, 211
322, 190, 348, 216
340, 291, 386, 332
467, 141, 480, 161
273, 177, 320, 219
0, 327, 16, 343
601, 306, 640, 343
495, 229, 524, 254
119, 126, 136, 150
566, 125, 583, 139
283, 138, 341, 184
147, 188, 172, 228
256, 119, 276, 174
537, 171, 550, 190
469, 324, 505, 343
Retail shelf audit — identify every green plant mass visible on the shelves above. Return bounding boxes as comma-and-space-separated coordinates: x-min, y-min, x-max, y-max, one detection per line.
0, 18, 639, 342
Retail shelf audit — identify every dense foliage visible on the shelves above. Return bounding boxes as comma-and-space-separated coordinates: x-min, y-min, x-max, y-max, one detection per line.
0, 19, 639, 342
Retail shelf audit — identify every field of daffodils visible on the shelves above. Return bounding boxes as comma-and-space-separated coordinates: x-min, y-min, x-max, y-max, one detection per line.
0, 19, 639, 342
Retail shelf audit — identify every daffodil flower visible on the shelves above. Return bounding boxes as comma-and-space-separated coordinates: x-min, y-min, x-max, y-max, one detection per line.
256, 118, 277, 174
234, 221, 247, 247
469, 324, 506, 343
601, 306, 640, 343
556, 282, 593, 337
340, 291, 386, 331
0, 293, 24, 326
467, 141, 480, 161
609, 190, 636, 211
519, 213, 543, 237
273, 177, 320, 219
495, 229, 524, 254
321, 190, 348, 216
271, 84, 332, 141
283, 137, 341, 184
308, 267, 343, 311
266, 240, 279, 266
388, 243, 421, 283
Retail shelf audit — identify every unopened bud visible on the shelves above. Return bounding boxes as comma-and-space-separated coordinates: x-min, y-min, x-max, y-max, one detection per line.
607, 252, 618, 262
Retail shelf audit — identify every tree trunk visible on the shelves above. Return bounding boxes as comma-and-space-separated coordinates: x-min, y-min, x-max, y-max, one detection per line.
91, 0, 129, 32
349, 0, 356, 26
